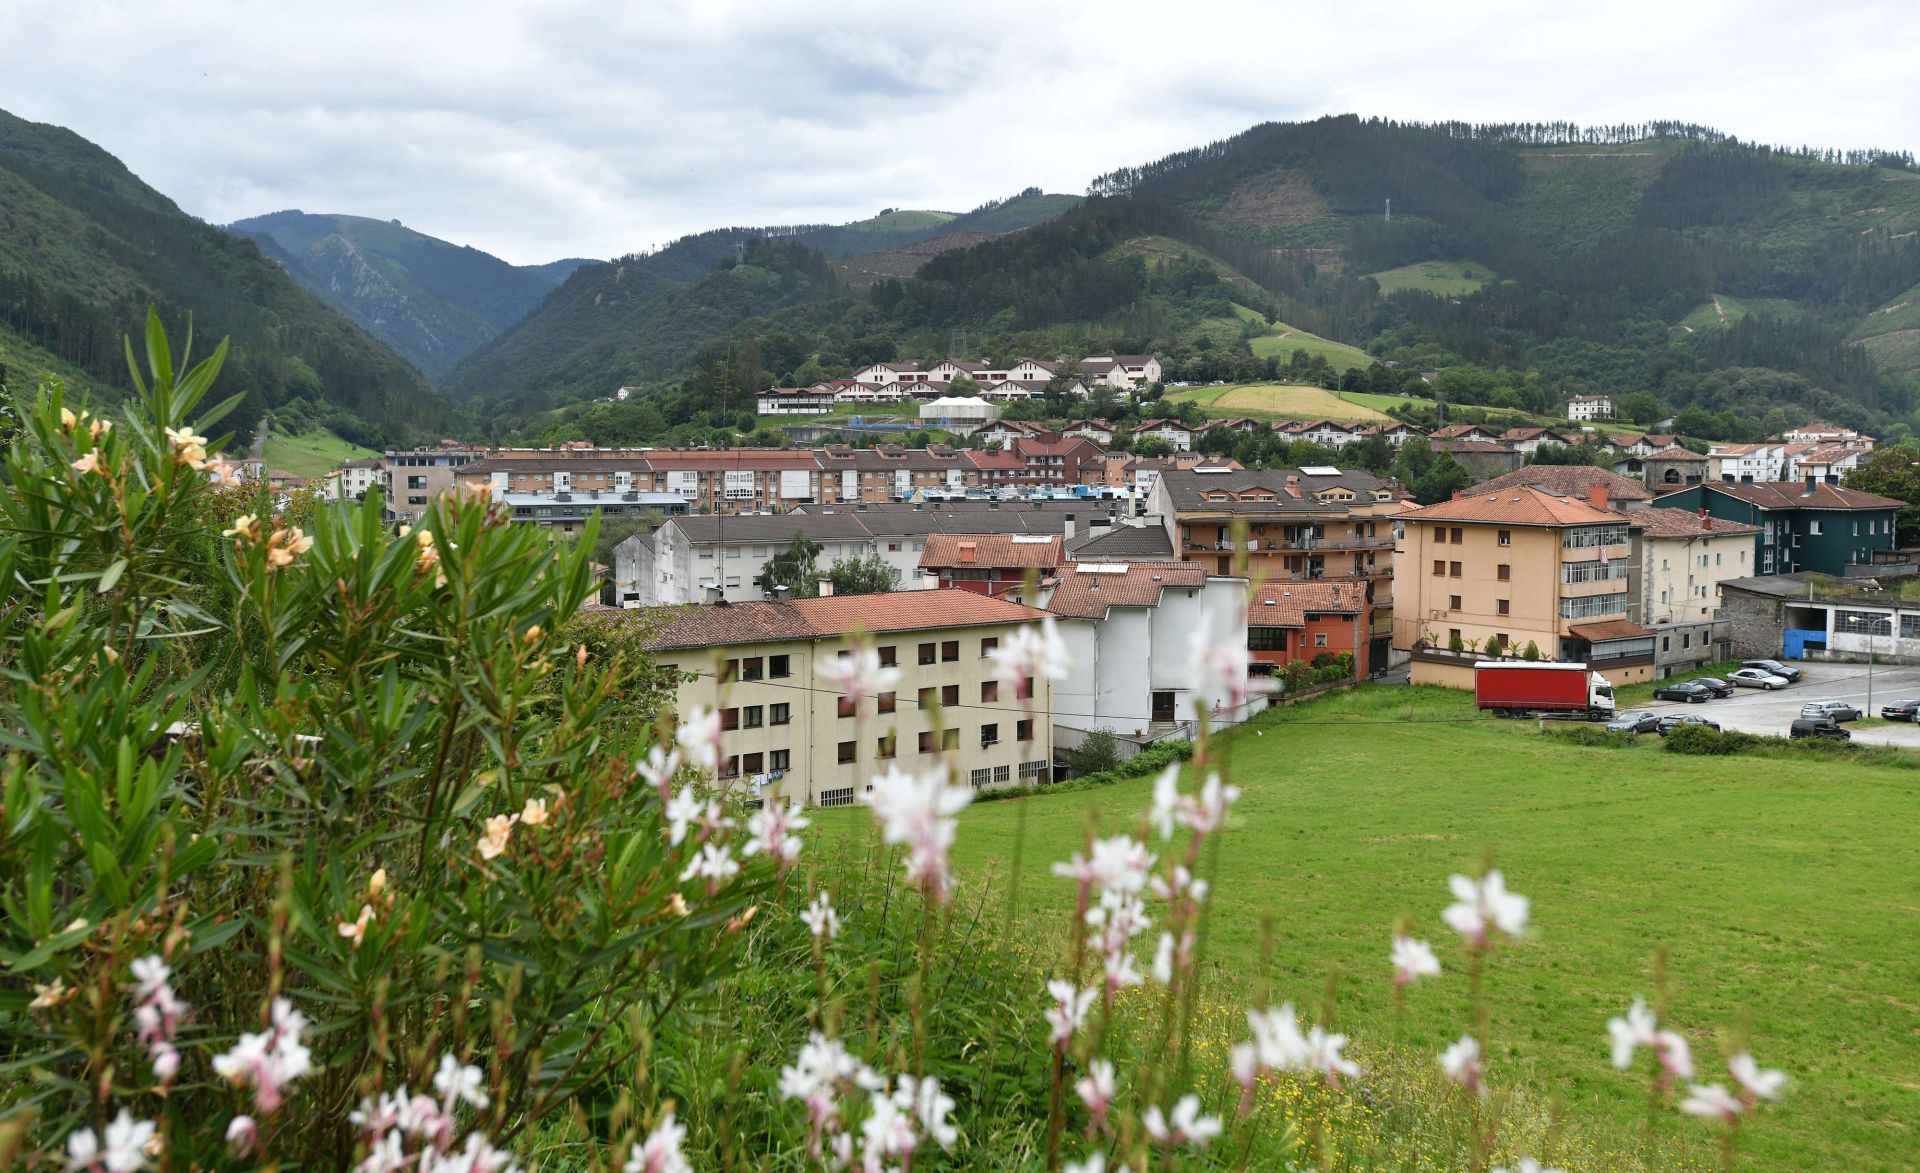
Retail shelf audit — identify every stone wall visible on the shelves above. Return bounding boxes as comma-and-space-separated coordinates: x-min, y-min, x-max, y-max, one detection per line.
1719, 590, 1786, 660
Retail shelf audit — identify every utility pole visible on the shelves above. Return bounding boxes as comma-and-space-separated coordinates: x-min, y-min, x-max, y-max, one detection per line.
1385, 197, 1391, 224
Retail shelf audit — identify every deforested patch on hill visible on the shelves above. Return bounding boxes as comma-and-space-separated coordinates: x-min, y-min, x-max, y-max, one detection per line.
1201, 166, 1332, 230
831, 231, 994, 289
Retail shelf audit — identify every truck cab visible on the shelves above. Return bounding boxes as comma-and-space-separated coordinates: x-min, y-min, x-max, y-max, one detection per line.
1588, 673, 1616, 719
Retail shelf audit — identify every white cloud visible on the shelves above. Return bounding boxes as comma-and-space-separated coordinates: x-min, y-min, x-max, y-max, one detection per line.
0, 0, 1915, 264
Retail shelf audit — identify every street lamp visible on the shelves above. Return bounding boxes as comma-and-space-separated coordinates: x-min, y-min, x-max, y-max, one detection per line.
1845, 614, 1889, 714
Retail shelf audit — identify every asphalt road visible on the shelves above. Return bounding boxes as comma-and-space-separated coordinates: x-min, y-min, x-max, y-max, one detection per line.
1624, 661, 1920, 747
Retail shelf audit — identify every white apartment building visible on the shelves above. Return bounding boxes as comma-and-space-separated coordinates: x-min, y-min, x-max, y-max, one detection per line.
1567, 394, 1614, 422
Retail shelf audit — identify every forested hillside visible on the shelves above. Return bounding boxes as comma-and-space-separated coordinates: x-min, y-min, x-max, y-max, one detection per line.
0, 108, 446, 445
228, 211, 591, 378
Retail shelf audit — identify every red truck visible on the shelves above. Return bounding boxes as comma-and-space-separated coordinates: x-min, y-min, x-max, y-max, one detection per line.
1474, 661, 1615, 721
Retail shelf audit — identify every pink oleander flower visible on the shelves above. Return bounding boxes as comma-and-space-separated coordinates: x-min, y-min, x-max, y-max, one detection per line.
866, 762, 971, 901
1440, 1034, 1484, 1094
1075, 1058, 1116, 1131
990, 616, 1069, 707
1728, 1051, 1787, 1102
71, 450, 103, 476
675, 706, 723, 773
816, 645, 901, 714
1680, 1083, 1744, 1123
1143, 1095, 1221, 1150
65, 1109, 155, 1173
520, 797, 550, 827
1442, 869, 1529, 946
163, 425, 209, 470
1391, 935, 1441, 986
338, 903, 375, 950
743, 798, 809, 873
625, 1109, 690, 1173
476, 813, 517, 861
801, 891, 841, 940
1045, 980, 1097, 1047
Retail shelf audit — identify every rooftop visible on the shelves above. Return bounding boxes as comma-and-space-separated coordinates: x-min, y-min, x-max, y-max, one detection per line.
1631, 509, 1762, 538
1043, 561, 1212, 619
919, 533, 1065, 571
1400, 485, 1630, 527
1245, 580, 1367, 628
1700, 481, 1904, 511
1467, 465, 1653, 502
641, 588, 1050, 651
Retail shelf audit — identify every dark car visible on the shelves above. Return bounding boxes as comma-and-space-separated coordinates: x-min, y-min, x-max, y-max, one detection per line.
1789, 717, 1850, 741
1880, 698, 1920, 721
1694, 677, 1736, 698
1743, 659, 1804, 683
1606, 710, 1663, 734
1652, 681, 1714, 703
1657, 714, 1721, 736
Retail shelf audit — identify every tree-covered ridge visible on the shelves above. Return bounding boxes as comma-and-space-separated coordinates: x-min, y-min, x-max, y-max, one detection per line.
227, 210, 593, 379
0, 107, 446, 446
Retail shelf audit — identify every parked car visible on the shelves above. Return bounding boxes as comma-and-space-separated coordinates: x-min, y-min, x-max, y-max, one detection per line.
1728, 668, 1790, 690
1789, 717, 1850, 740
1657, 714, 1721, 735
1742, 658, 1804, 683
1800, 700, 1862, 723
1652, 681, 1715, 703
1880, 698, 1920, 721
1694, 677, 1736, 698
1606, 710, 1663, 734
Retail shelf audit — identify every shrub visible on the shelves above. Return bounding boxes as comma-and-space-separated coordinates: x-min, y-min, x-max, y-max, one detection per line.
1066, 726, 1123, 778
1547, 724, 1638, 749
1522, 640, 1542, 661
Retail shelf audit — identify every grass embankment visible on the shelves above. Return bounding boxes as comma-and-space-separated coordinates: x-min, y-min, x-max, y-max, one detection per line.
818, 684, 1918, 1167
261, 426, 378, 478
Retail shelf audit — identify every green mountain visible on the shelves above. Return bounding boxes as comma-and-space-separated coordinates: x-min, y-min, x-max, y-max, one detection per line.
0, 108, 444, 445
440, 189, 1080, 405
227, 210, 593, 378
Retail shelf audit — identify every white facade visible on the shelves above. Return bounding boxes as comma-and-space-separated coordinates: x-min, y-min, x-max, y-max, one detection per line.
1708, 445, 1785, 484
1136, 422, 1193, 452
1644, 531, 1754, 624
1048, 574, 1253, 739
1567, 395, 1614, 422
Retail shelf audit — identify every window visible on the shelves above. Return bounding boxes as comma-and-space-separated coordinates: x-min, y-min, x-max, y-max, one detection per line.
837, 695, 857, 719
1563, 524, 1629, 549
1434, 528, 1446, 545
1433, 560, 1446, 576
740, 657, 764, 681
407, 496, 427, 506
1449, 595, 1462, 610
1497, 530, 1511, 546
1497, 564, 1510, 581
1682, 633, 1692, 649
981, 680, 999, 703
942, 684, 960, 706
942, 640, 960, 662
719, 755, 740, 778
981, 723, 999, 746
918, 642, 936, 665
1017, 718, 1034, 742
720, 660, 738, 684
878, 645, 897, 668
407, 475, 427, 490
1563, 558, 1629, 584
1494, 633, 1509, 650
1314, 633, 1328, 648
719, 708, 740, 732
1450, 527, 1464, 543
970, 768, 992, 788
918, 730, 936, 754
918, 687, 937, 711
838, 741, 856, 764
769, 655, 790, 678
1449, 628, 1462, 645
1559, 592, 1630, 619
994, 765, 1011, 784
1853, 521, 1861, 536
1019, 760, 1048, 781
1497, 599, 1510, 615
742, 752, 764, 774
770, 749, 790, 772
942, 729, 959, 751
742, 705, 763, 728
769, 702, 790, 726
1248, 627, 1288, 651
1449, 562, 1462, 577
878, 691, 896, 714
876, 734, 896, 760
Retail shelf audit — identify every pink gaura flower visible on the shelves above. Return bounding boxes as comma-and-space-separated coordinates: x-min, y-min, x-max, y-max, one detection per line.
1074, 1058, 1116, 1131
1045, 980, 1096, 1047
801, 891, 841, 940
866, 762, 971, 901
1680, 1083, 1744, 1123
1143, 1095, 1221, 1150
816, 645, 901, 715
1442, 869, 1528, 946
1440, 1034, 1483, 1094
1728, 1051, 1786, 1102
675, 706, 723, 773
1391, 936, 1441, 986
743, 798, 809, 873
625, 1108, 690, 1173
990, 616, 1069, 708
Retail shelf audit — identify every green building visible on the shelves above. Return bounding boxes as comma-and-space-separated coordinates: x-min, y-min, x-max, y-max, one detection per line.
1648, 479, 1901, 576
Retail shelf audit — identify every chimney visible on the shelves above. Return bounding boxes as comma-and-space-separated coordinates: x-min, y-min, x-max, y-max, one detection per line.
818, 580, 834, 597
1803, 473, 1816, 496
704, 585, 723, 604
1698, 506, 1709, 530
1588, 484, 1609, 511
1064, 513, 1076, 541
773, 584, 790, 602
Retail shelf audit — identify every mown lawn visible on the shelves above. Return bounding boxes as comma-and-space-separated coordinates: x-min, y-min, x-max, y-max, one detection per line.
1367, 260, 1496, 296
816, 684, 1919, 1168
1167, 383, 1402, 424
262, 426, 378, 478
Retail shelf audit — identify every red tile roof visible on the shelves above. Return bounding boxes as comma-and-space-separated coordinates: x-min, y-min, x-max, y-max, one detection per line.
641, 589, 1050, 651
919, 533, 1064, 571
1400, 485, 1627, 527
1706, 481, 1904, 511
1467, 465, 1653, 501
1044, 561, 1211, 618
1632, 509, 1761, 538
1567, 620, 1656, 642
1245, 580, 1366, 628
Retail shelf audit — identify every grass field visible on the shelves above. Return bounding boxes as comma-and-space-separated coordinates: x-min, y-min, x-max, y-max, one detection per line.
1367, 260, 1496, 297
1167, 382, 1432, 424
1673, 293, 1804, 335
1247, 321, 1376, 372
815, 685, 1919, 1167
261, 426, 378, 478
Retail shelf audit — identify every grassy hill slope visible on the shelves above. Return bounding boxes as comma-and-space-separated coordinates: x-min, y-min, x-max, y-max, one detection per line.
261, 424, 379, 478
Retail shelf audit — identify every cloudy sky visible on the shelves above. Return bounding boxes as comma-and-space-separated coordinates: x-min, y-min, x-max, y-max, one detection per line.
2, 0, 1915, 265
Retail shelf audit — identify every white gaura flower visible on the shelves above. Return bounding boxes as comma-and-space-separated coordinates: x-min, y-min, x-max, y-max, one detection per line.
801, 891, 841, 940
1151, 932, 1176, 984
1442, 869, 1529, 946
675, 706, 723, 773
1305, 1025, 1361, 1085
743, 798, 809, 872
1148, 865, 1207, 905
66, 1109, 155, 1172
1085, 835, 1154, 895
1182, 773, 1240, 835
816, 645, 900, 712
1495, 1159, 1568, 1173
664, 785, 710, 847
1248, 1003, 1311, 1072
1045, 980, 1097, 1046
636, 745, 683, 800
1680, 1083, 1744, 1123
866, 762, 971, 901
1728, 1052, 1787, 1102
1391, 936, 1441, 986
1142, 1094, 1221, 1150
434, 1054, 490, 1110
1188, 608, 1275, 715
1149, 763, 1181, 841
897, 1073, 959, 1149
1101, 947, 1143, 993
224, 1115, 257, 1156
679, 842, 741, 888
129, 956, 171, 1002
625, 1108, 691, 1173
212, 997, 312, 1114
1074, 1058, 1115, 1128
1064, 1153, 1106, 1173
990, 616, 1070, 706
1230, 1042, 1259, 1091
1607, 997, 1658, 1069
1440, 1034, 1484, 1094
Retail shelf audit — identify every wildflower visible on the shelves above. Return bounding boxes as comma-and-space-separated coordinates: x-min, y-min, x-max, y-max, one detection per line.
866, 762, 971, 900
65, 1109, 155, 1172
1046, 980, 1097, 1046
1143, 1095, 1221, 1150
225, 1116, 257, 1156
1442, 869, 1529, 946
743, 798, 809, 872
1151, 932, 1175, 983
1188, 610, 1275, 714
1230, 1042, 1259, 1092
30, 977, 71, 1010
1148, 865, 1206, 905
1440, 1034, 1484, 1094
163, 425, 210, 469
1495, 1160, 1567, 1173
990, 616, 1070, 706
264, 528, 313, 571
665, 785, 727, 847
211, 996, 312, 1113
1247, 1003, 1311, 1071
816, 645, 900, 713
780, 1032, 884, 1135
1728, 1051, 1787, 1102
1391, 936, 1441, 986
476, 813, 517, 861
1680, 1083, 1744, 1123
679, 842, 740, 888
223, 514, 260, 541
1101, 946, 1143, 993
435, 1054, 491, 1109
637, 745, 683, 801
1065, 1154, 1106, 1173
338, 903, 375, 949
1305, 1025, 1361, 1086
1149, 763, 1181, 841
1607, 996, 1692, 1080
675, 706, 723, 773
1074, 1058, 1115, 1129
897, 1073, 959, 1150
91, 417, 111, 442
521, 797, 550, 826
71, 450, 103, 476
130, 955, 171, 1001
801, 891, 841, 940
625, 1109, 690, 1173
151, 1045, 180, 1082
413, 530, 448, 587
368, 867, 389, 903
60, 406, 79, 432
1182, 772, 1240, 835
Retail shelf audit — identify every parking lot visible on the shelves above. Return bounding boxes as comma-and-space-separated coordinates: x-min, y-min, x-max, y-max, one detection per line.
1630, 661, 1920, 746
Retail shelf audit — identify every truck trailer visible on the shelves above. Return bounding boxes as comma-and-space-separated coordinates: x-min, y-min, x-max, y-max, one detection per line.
1474, 661, 1615, 721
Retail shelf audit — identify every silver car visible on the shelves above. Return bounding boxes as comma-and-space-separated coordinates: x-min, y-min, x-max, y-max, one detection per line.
1727, 667, 1790, 690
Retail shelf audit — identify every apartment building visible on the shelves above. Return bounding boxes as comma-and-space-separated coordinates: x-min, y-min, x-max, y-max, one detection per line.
642, 590, 1056, 806
919, 533, 1063, 595
1566, 394, 1614, 422
1394, 484, 1655, 686
1246, 579, 1369, 682
384, 448, 485, 521
1636, 507, 1761, 676
1649, 479, 1901, 576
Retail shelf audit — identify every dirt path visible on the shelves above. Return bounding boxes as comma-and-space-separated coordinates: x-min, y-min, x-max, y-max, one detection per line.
1712, 295, 1728, 324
